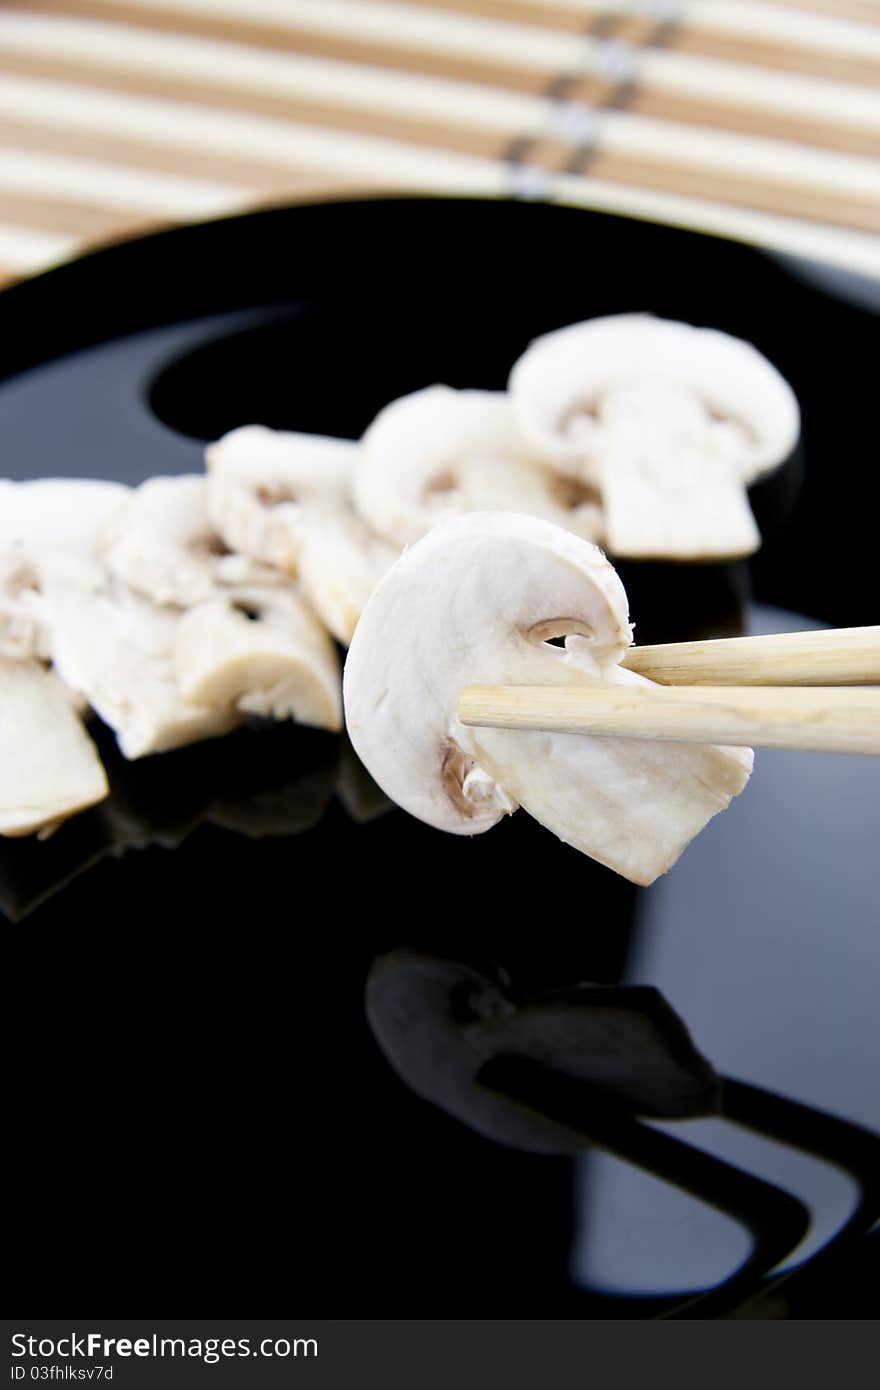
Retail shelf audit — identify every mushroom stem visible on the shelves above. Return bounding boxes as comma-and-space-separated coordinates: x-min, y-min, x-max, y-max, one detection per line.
598, 448, 760, 560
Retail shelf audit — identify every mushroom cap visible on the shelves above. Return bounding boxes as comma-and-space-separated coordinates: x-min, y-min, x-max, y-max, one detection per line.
173, 584, 342, 731
0, 478, 129, 659
345, 510, 630, 835
205, 424, 357, 573
101, 474, 274, 607
0, 478, 130, 552
354, 385, 603, 548
510, 314, 800, 485
343, 511, 752, 885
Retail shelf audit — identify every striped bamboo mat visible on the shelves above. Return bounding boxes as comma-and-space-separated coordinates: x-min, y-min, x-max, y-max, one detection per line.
0, 0, 878, 290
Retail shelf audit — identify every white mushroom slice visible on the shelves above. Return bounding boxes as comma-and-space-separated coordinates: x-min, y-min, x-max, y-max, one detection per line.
0, 480, 227, 759
297, 509, 397, 646
173, 586, 342, 731
354, 386, 603, 549
344, 512, 752, 885
0, 551, 46, 660
0, 477, 130, 551
47, 580, 239, 759
0, 478, 129, 659
101, 474, 280, 607
0, 659, 108, 836
509, 314, 800, 560
205, 425, 357, 573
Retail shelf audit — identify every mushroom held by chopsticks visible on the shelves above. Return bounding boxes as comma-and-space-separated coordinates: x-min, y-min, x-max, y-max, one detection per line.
353, 386, 602, 548
509, 315, 800, 560
343, 512, 752, 885
205, 424, 357, 573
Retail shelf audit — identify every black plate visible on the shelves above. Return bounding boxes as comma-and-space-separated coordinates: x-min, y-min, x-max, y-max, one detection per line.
3, 197, 878, 1318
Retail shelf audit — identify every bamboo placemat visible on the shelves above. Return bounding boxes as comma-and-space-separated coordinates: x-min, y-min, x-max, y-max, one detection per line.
0, 0, 878, 289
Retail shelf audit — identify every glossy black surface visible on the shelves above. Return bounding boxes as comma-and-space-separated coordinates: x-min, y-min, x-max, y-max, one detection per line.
3, 198, 878, 1318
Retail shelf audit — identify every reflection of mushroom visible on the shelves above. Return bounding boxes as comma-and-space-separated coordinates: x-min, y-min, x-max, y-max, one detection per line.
206, 761, 336, 838
510, 315, 800, 560
344, 512, 752, 885
354, 386, 603, 548
0, 659, 108, 836
0, 806, 114, 922
101, 474, 275, 607
102, 720, 341, 844
205, 425, 356, 573
297, 509, 397, 646
173, 586, 342, 730
334, 731, 392, 823
366, 950, 720, 1154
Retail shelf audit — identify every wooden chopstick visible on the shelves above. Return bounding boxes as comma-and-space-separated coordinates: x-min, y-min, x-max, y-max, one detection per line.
458, 683, 880, 754
458, 627, 880, 755
620, 625, 880, 687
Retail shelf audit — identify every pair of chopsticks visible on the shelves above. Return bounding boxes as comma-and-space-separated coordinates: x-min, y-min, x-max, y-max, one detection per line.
458, 627, 880, 755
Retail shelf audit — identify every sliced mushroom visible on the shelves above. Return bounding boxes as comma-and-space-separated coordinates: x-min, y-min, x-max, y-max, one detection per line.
101, 474, 276, 607
509, 314, 800, 560
0, 478, 129, 659
0, 808, 115, 922
343, 512, 752, 885
0, 478, 235, 758
205, 424, 357, 573
0, 659, 108, 836
0, 477, 130, 551
0, 551, 47, 660
48, 579, 239, 759
353, 386, 603, 548
297, 508, 397, 646
366, 950, 720, 1154
173, 585, 342, 731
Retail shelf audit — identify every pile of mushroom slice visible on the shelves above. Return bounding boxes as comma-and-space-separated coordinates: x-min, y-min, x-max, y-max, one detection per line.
0, 311, 795, 859
344, 512, 754, 886
0, 471, 344, 837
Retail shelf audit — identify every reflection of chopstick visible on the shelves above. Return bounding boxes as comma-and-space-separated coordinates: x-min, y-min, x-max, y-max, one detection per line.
478, 1054, 810, 1320
458, 627, 880, 755
478, 1054, 880, 1318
